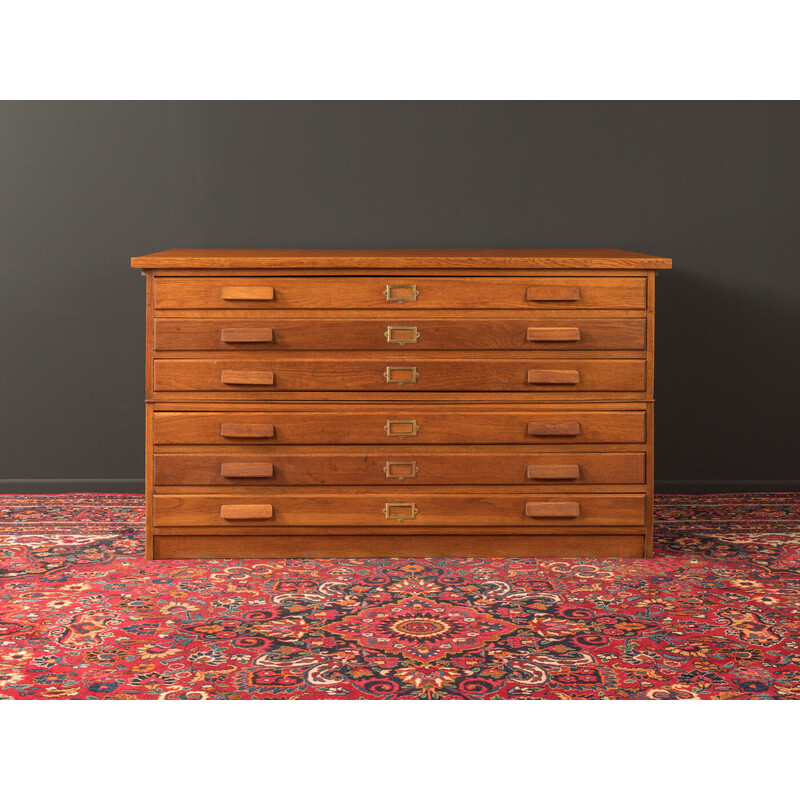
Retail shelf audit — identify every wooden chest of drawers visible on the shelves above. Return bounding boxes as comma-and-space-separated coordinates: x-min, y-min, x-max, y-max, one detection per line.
133, 248, 670, 559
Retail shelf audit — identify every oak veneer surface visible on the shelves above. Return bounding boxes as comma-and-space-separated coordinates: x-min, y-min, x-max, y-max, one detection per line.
153, 408, 647, 445
133, 248, 672, 270
153, 451, 646, 486
153, 493, 646, 527
153, 534, 647, 559
154, 276, 647, 310
153, 356, 647, 394
154, 317, 647, 351
135, 248, 667, 558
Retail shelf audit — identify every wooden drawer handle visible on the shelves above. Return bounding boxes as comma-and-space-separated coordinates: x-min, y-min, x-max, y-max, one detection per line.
220, 504, 273, 520
220, 287, 275, 301
221, 328, 274, 343
219, 423, 274, 438
526, 286, 580, 302
528, 369, 580, 385
221, 370, 274, 385
527, 327, 581, 342
525, 502, 580, 518
221, 462, 275, 478
527, 421, 581, 436
527, 464, 580, 480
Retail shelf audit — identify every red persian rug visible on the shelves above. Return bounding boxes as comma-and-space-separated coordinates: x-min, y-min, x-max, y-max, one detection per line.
0, 493, 798, 699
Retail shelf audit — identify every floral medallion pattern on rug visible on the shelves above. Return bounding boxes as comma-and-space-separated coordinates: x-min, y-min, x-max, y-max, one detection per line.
0, 493, 799, 699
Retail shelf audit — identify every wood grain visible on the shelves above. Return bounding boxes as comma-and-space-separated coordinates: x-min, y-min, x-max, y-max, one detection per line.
526, 464, 582, 480
132, 247, 672, 270
220, 370, 274, 385
152, 534, 647, 558
153, 492, 646, 527
144, 279, 154, 558
646, 270, 657, 557
154, 317, 646, 351
219, 504, 273, 520
220, 327, 274, 343
154, 357, 646, 393
525, 501, 580, 518
136, 248, 666, 559
154, 409, 646, 445
527, 326, 582, 342
154, 276, 646, 310
527, 420, 582, 436
219, 462, 275, 478
526, 286, 581, 301
220, 286, 274, 301
527, 369, 581, 385
154, 451, 645, 486
219, 423, 274, 439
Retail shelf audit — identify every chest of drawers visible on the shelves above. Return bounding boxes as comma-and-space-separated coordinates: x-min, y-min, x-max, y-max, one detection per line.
133, 248, 670, 559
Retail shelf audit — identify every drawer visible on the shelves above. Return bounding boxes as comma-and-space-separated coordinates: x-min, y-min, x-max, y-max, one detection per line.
153, 493, 647, 527
154, 451, 646, 486
153, 357, 646, 393
153, 408, 646, 445
154, 317, 647, 351
154, 276, 646, 310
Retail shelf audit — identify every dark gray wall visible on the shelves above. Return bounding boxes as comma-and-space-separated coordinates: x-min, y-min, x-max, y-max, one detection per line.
1, 101, 798, 492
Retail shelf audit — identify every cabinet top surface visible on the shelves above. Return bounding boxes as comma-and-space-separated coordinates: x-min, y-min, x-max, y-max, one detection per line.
132, 248, 671, 270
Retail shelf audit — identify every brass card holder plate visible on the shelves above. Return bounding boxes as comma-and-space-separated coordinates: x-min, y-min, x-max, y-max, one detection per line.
384, 365, 419, 385
383, 461, 419, 480
384, 502, 418, 522
384, 419, 419, 439
384, 325, 420, 345
383, 284, 419, 304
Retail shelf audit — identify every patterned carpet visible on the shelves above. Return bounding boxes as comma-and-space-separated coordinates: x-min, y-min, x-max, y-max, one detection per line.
0, 493, 798, 699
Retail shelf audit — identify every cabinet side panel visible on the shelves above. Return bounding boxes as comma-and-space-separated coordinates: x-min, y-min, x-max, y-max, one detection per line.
645, 272, 656, 557
145, 271, 154, 559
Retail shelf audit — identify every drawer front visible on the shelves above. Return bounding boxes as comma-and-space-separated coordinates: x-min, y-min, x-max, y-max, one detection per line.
154, 409, 646, 445
153, 493, 646, 527
154, 451, 646, 486
154, 276, 646, 310
154, 317, 646, 351
153, 357, 646, 393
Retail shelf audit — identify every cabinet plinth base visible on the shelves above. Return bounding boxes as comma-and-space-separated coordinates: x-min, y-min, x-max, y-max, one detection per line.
152, 533, 646, 559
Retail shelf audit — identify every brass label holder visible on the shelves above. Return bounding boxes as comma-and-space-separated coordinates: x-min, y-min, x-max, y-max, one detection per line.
384, 419, 419, 439
384, 325, 420, 345
383, 461, 419, 480
383, 284, 419, 304
384, 366, 419, 385
384, 502, 418, 522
